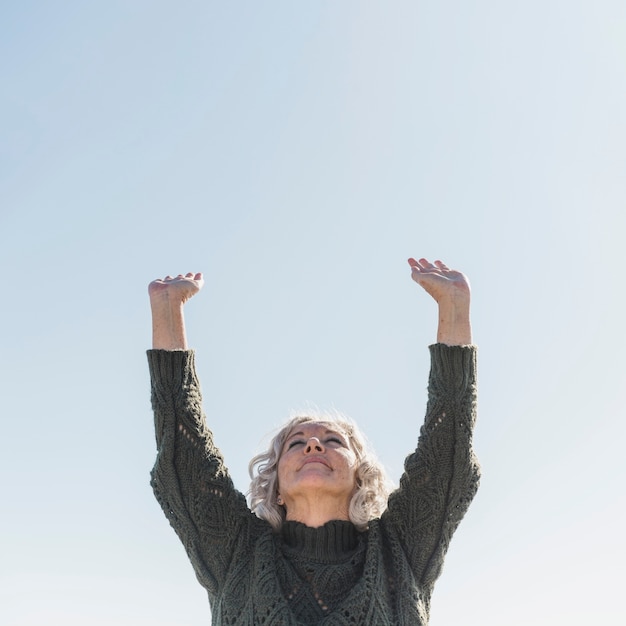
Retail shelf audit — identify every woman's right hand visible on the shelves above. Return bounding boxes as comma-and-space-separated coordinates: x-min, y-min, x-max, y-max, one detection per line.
149, 273, 204, 350
149, 272, 205, 306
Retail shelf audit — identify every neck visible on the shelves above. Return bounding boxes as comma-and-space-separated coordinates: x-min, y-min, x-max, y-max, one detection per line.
283, 494, 350, 528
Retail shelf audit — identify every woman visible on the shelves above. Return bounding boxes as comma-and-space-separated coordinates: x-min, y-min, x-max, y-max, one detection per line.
147, 257, 480, 625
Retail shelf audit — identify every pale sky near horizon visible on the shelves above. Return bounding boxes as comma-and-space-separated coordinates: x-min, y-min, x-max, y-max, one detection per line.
1, 2, 625, 625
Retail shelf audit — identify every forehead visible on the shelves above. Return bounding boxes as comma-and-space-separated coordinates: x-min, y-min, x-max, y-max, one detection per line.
285, 421, 348, 440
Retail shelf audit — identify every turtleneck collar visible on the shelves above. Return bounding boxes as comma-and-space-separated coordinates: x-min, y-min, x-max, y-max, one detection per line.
280, 519, 363, 562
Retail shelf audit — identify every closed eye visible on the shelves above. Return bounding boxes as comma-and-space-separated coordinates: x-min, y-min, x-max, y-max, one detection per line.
287, 440, 305, 450
326, 437, 345, 446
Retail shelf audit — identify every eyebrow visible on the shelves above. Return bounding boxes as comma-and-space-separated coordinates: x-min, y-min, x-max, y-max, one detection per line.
285, 429, 345, 441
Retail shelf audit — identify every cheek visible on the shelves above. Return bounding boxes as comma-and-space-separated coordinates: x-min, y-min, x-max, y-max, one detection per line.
341, 452, 358, 476
276, 453, 291, 486
276, 458, 285, 483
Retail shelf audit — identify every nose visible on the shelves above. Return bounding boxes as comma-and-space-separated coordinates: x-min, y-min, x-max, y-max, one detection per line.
304, 437, 324, 453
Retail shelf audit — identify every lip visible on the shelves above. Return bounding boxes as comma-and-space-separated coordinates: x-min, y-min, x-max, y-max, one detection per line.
300, 457, 331, 470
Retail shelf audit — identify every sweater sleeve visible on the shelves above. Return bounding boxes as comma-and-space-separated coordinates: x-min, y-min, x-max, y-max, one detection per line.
383, 343, 480, 587
147, 349, 259, 597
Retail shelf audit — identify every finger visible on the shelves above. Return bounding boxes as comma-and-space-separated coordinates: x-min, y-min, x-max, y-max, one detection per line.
194, 272, 203, 281
408, 257, 429, 271
418, 258, 436, 270
434, 260, 450, 271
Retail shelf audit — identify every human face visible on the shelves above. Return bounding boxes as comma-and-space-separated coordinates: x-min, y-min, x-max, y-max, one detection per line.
277, 422, 358, 509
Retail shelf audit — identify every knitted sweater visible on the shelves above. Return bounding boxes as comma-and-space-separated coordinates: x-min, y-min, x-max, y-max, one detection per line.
148, 343, 480, 625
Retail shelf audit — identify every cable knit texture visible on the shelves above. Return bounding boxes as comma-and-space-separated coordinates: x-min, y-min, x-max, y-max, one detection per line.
148, 344, 480, 625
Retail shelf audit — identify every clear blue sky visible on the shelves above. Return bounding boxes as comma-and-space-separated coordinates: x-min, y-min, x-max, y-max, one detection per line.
1, 2, 624, 624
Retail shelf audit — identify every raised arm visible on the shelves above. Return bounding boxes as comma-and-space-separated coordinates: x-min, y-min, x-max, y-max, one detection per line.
147, 271, 261, 599
381, 258, 479, 586
149, 272, 204, 350
408, 257, 472, 346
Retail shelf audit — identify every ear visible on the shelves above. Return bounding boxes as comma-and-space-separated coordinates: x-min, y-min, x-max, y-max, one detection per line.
277, 495, 284, 506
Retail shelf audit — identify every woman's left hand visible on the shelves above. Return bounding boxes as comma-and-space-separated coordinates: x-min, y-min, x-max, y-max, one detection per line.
408, 257, 472, 345
408, 258, 470, 304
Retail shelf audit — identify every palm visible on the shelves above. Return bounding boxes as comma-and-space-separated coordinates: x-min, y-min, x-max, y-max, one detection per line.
408, 258, 470, 303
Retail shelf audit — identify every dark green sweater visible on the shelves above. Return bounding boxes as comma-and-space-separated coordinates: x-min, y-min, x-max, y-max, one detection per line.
148, 344, 480, 625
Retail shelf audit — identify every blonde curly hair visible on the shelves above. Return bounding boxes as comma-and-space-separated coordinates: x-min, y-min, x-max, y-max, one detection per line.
248, 413, 393, 532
